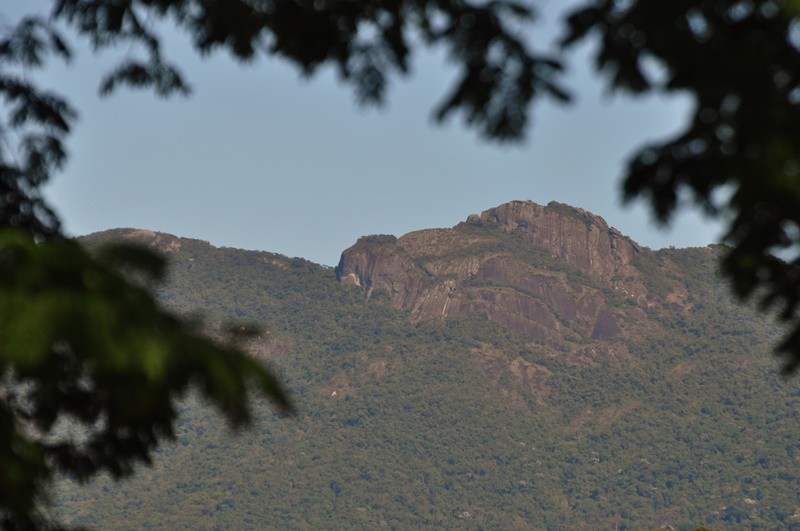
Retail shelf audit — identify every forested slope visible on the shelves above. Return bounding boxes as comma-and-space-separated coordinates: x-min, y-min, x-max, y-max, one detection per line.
59, 205, 799, 529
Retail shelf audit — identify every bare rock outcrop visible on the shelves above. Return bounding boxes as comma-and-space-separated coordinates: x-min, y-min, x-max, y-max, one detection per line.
480, 200, 641, 278
336, 235, 429, 309
336, 200, 673, 354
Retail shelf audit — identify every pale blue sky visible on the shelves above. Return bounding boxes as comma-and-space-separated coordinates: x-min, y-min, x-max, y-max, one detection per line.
9, 2, 723, 266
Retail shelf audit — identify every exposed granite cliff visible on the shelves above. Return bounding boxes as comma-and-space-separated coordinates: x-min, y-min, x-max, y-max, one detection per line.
479, 201, 642, 278
336, 200, 676, 357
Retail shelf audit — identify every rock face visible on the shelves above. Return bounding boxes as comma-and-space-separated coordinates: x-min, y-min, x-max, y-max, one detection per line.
336, 200, 668, 356
481, 201, 642, 278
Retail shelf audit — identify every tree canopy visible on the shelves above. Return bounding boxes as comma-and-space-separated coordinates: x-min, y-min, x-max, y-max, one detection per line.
2, 0, 800, 526
0, 231, 291, 527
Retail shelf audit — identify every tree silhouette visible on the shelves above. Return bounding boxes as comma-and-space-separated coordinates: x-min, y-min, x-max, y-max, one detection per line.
3, 0, 800, 526
561, 0, 800, 372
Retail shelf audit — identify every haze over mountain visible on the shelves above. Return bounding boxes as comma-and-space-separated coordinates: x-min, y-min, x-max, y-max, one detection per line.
61, 200, 799, 529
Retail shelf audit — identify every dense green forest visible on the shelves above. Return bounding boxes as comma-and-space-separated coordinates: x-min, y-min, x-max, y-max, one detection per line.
57, 224, 799, 530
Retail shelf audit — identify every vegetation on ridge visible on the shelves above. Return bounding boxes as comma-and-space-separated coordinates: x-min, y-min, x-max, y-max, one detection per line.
54, 224, 798, 530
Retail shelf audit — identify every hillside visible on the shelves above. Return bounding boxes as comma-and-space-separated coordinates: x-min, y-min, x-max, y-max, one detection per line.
58, 202, 799, 529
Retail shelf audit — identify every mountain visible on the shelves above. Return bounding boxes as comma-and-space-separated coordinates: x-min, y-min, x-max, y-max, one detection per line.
58, 201, 799, 530
337, 201, 658, 353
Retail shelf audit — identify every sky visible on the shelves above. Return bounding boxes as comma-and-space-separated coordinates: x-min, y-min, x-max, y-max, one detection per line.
9, 2, 724, 266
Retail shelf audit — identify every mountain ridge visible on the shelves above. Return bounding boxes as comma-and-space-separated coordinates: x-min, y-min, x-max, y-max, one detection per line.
83, 200, 718, 370
65, 200, 798, 530
334, 199, 704, 363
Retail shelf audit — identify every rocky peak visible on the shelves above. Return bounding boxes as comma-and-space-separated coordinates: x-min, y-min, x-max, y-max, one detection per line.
80, 228, 189, 254
336, 200, 660, 359
336, 234, 428, 309
478, 200, 642, 278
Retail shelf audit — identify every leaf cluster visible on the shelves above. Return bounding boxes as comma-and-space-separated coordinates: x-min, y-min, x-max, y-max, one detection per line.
0, 16, 74, 238
0, 230, 290, 527
561, 0, 800, 371
49, 0, 566, 140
